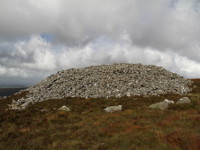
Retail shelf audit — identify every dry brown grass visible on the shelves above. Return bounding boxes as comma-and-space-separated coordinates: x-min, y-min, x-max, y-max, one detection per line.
0, 79, 200, 149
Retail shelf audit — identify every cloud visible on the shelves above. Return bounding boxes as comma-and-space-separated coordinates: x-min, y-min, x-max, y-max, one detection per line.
0, 0, 200, 85
1, 34, 200, 86
0, 35, 56, 71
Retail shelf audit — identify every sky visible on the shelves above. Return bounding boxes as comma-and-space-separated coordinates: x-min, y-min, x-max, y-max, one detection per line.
0, 0, 200, 86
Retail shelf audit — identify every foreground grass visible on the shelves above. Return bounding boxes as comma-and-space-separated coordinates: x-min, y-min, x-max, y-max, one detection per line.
0, 79, 200, 150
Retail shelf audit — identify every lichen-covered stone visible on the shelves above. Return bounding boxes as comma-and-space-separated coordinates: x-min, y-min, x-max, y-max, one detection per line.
104, 105, 122, 113
177, 97, 191, 104
58, 105, 71, 111
149, 99, 174, 110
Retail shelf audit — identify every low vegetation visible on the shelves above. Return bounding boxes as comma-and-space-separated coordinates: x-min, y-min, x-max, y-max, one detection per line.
0, 79, 200, 150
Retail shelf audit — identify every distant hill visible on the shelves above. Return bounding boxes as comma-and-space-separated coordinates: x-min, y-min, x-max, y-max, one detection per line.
0, 87, 28, 97
0, 85, 28, 88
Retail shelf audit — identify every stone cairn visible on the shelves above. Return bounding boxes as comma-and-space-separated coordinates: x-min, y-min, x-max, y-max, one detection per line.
10, 63, 192, 109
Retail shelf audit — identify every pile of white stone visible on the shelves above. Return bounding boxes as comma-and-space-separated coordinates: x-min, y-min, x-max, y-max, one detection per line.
10, 63, 192, 110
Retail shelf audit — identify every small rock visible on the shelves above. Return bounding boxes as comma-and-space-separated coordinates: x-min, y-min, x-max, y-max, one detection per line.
149, 99, 174, 110
40, 108, 49, 112
164, 99, 174, 104
126, 92, 131, 97
177, 97, 191, 104
104, 105, 122, 113
58, 105, 71, 111
116, 94, 121, 98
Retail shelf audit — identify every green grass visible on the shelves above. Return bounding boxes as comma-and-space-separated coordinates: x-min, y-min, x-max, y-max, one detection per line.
0, 79, 200, 150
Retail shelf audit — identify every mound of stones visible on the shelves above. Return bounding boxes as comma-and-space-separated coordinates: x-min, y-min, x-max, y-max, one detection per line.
10, 63, 192, 109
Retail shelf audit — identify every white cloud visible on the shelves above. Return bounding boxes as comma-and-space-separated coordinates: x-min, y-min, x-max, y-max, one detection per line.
0, 0, 200, 85
12, 35, 56, 71
1, 33, 200, 85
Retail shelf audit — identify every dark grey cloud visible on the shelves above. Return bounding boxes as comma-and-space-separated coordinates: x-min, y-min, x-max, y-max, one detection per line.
0, 0, 200, 85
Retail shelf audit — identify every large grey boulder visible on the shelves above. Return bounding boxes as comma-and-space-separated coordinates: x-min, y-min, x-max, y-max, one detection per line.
104, 105, 122, 113
177, 97, 191, 104
149, 99, 174, 110
58, 105, 71, 111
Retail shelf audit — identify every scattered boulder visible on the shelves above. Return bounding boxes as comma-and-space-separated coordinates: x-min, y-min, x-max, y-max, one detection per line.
40, 108, 49, 112
104, 105, 122, 113
177, 97, 191, 104
58, 105, 71, 112
126, 92, 131, 97
149, 99, 174, 110
164, 99, 175, 104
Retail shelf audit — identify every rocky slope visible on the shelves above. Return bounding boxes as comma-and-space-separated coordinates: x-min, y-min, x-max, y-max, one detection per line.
10, 63, 191, 109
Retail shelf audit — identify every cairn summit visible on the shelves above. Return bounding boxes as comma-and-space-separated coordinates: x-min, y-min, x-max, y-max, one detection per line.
10, 63, 191, 109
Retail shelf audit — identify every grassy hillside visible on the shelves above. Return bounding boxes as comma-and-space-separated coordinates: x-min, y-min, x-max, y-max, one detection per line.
0, 79, 200, 150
